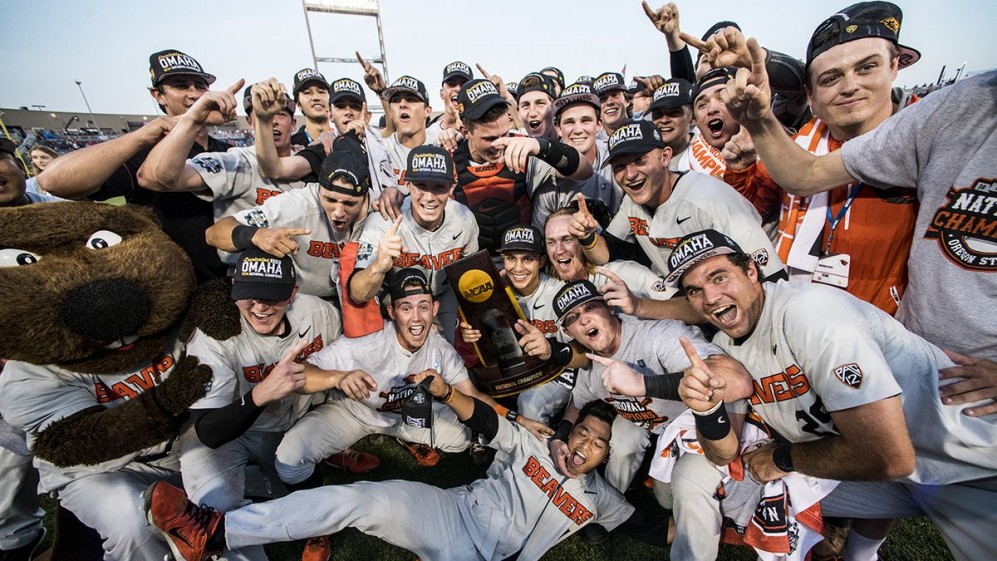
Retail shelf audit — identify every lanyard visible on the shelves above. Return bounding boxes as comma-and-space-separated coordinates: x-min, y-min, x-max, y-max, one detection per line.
823, 183, 861, 255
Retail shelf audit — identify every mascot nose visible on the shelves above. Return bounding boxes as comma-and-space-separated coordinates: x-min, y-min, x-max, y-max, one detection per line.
61, 279, 151, 341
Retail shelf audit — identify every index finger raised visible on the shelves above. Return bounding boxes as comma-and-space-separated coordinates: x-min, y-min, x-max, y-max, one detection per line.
387, 214, 403, 235
641, 1, 657, 21
576, 193, 591, 215
355, 51, 371, 70
585, 352, 613, 367
281, 337, 312, 365
679, 336, 709, 370
226, 78, 247, 96
475, 63, 493, 80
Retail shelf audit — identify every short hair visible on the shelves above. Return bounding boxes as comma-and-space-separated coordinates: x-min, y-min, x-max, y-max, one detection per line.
464, 104, 509, 133
576, 400, 617, 428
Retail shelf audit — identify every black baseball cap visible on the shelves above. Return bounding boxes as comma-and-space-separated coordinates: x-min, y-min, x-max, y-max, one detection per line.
329, 78, 365, 105
592, 72, 627, 97
406, 145, 456, 184
553, 82, 601, 117
319, 151, 371, 196
605, 120, 666, 166
629, 80, 649, 95
506, 81, 520, 100
541, 66, 566, 90
694, 67, 738, 101
806, 2, 920, 70
518, 72, 555, 100
499, 225, 544, 255
442, 61, 473, 84
575, 75, 595, 85
389, 268, 433, 300
243, 86, 296, 117
553, 280, 605, 324
457, 79, 509, 121
383, 75, 429, 103
649, 78, 694, 111
149, 49, 216, 87
665, 229, 745, 286
292, 68, 328, 97
231, 248, 296, 302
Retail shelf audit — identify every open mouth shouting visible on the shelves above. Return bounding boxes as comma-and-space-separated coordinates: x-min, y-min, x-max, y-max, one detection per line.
709, 303, 738, 328
706, 118, 726, 140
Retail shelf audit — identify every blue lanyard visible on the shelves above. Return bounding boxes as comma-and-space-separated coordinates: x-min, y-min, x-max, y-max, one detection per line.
823, 183, 861, 255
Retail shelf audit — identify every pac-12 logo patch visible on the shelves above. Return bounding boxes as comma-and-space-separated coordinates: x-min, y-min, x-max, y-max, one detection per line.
925, 178, 997, 272
192, 156, 223, 174
833, 363, 863, 389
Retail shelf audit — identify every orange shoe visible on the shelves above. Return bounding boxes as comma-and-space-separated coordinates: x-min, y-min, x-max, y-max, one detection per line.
323, 448, 381, 474
302, 534, 332, 561
143, 481, 222, 561
396, 438, 440, 467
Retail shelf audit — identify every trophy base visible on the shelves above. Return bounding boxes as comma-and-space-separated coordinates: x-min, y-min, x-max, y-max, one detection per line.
472, 362, 565, 398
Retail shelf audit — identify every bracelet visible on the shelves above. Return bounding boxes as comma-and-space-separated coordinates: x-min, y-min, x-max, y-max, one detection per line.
772, 443, 795, 473
579, 232, 597, 250
691, 401, 732, 440
231, 225, 259, 250
506, 409, 520, 423
435, 384, 454, 403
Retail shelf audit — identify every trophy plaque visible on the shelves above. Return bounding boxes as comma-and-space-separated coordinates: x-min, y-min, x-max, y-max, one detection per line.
444, 250, 563, 397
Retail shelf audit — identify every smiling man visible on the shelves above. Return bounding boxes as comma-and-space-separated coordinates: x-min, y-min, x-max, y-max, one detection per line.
647, 78, 696, 172
289, 68, 330, 147
592, 72, 630, 138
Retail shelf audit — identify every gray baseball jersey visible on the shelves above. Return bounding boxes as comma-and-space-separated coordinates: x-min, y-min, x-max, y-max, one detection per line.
307, 323, 469, 428
606, 171, 783, 278
515, 274, 566, 340
190, 146, 307, 220
572, 314, 723, 434
592, 260, 675, 301
187, 294, 342, 433
715, 280, 997, 485
532, 143, 623, 229
383, 133, 435, 193
234, 184, 371, 298
355, 197, 479, 297
0, 338, 186, 493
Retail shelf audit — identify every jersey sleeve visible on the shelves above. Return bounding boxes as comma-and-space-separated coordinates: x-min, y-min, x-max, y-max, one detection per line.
354, 212, 390, 271
189, 149, 253, 203
526, 157, 557, 198
698, 180, 785, 279
781, 287, 901, 412
570, 366, 601, 411
306, 335, 351, 372
593, 480, 636, 531
652, 321, 725, 373
605, 202, 635, 242
600, 261, 674, 300
438, 341, 470, 386
0, 364, 102, 435
184, 330, 240, 410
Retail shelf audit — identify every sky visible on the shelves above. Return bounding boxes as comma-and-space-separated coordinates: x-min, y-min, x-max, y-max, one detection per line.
2, 0, 995, 116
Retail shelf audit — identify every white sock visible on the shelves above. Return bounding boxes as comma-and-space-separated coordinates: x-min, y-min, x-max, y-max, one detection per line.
842, 529, 886, 561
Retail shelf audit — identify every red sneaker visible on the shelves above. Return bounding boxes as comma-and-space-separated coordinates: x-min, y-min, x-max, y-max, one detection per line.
396, 438, 440, 467
143, 481, 222, 561
323, 448, 380, 474
302, 534, 332, 561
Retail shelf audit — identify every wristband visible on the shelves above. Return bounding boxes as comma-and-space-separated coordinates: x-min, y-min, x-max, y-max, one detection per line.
643, 372, 683, 401
772, 443, 795, 473
231, 225, 259, 250
691, 401, 732, 441
548, 339, 573, 368
435, 384, 454, 403
578, 232, 597, 249
506, 409, 520, 423
534, 138, 581, 176
552, 419, 574, 443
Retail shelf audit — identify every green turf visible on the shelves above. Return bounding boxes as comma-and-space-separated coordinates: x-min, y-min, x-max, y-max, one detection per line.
37, 435, 954, 560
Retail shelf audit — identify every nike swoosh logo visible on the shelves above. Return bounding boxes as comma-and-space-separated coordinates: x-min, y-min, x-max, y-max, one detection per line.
717, 416, 726, 424
298, 326, 311, 339
452, 233, 460, 240
533, 303, 545, 309
676, 216, 691, 225
168, 527, 193, 548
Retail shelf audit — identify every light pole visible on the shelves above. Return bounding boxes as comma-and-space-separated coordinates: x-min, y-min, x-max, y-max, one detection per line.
74, 80, 99, 132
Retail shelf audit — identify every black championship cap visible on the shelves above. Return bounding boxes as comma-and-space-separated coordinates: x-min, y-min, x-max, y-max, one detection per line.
389, 267, 433, 300
553, 280, 605, 324
694, 66, 738, 101
628, 80, 648, 96
382, 75, 429, 103
457, 79, 509, 121
243, 86, 296, 116
231, 248, 296, 302
806, 1, 920, 70
665, 229, 745, 286
406, 145, 456, 184
319, 151, 371, 196
554, 82, 601, 116
541, 66, 566, 90
649, 78, 694, 111
506, 81, 520, 100
518, 72, 555, 99
605, 120, 666, 165
592, 72, 627, 97
575, 75, 595, 85
499, 225, 544, 254
292, 68, 328, 97
329, 78, 365, 105
149, 49, 216, 87
442, 61, 473, 84
401, 376, 434, 430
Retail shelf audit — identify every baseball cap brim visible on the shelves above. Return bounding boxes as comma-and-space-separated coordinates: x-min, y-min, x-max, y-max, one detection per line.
405, 171, 454, 184
897, 44, 921, 69
461, 97, 509, 121
329, 90, 364, 104
383, 85, 428, 104
294, 78, 328, 96
664, 246, 737, 286
443, 70, 472, 84
155, 71, 216, 87
602, 143, 660, 168
230, 280, 294, 302
557, 293, 605, 325
554, 93, 601, 115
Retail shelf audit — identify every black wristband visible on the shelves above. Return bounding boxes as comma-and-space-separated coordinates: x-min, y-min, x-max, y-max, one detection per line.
231, 225, 259, 250
548, 339, 573, 368
535, 139, 581, 176
578, 231, 597, 249
506, 409, 520, 423
692, 402, 732, 441
552, 419, 574, 443
643, 372, 683, 401
772, 443, 795, 473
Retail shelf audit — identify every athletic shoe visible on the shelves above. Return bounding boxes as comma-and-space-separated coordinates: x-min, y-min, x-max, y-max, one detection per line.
144, 481, 222, 561
811, 519, 849, 561
323, 448, 381, 474
301, 535, 332, 561
579, 522, 609, 545
395, 438, 440, 467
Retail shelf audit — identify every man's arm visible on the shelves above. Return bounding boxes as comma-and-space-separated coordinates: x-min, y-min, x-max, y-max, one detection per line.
298, 363, 377, 398
348, 217, 402, 304
38, 117, 174, 198
251, 78, 313, 180
205, 215, 310, 258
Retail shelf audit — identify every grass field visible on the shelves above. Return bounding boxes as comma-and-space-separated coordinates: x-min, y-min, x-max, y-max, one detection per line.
38, 436, 954, 560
